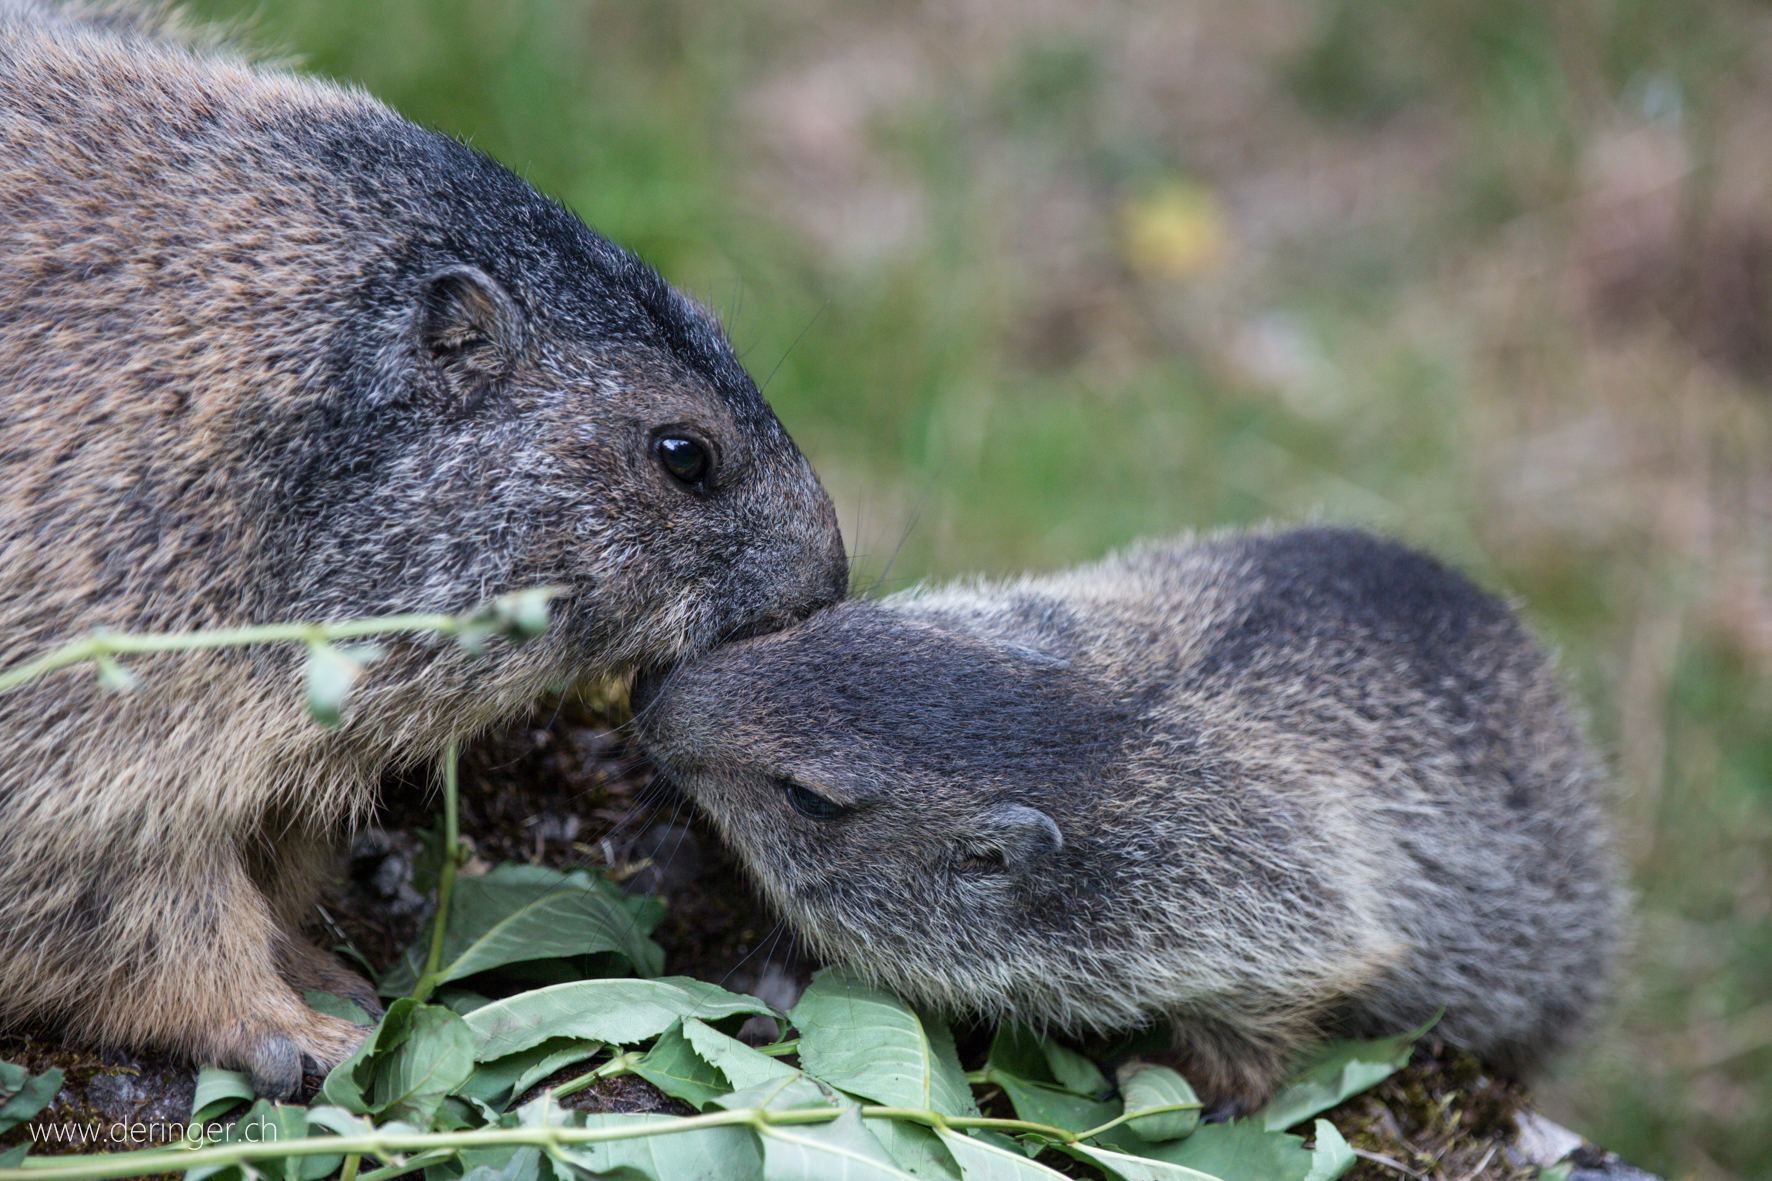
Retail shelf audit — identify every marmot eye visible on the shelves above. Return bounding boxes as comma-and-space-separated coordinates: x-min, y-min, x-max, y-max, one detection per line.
656, 435, 711, 487
778, 777, 848, 820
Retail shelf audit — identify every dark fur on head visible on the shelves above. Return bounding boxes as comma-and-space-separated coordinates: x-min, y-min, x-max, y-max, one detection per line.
635, 527, 1625, 1113
0, 1, 845, 1097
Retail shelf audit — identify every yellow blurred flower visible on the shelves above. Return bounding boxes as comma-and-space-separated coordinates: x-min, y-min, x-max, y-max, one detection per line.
1118, 180, 1229, 280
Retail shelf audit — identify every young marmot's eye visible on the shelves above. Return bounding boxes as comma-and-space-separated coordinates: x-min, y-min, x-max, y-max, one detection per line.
778, 777, 849, 820
656, 435, 711, 487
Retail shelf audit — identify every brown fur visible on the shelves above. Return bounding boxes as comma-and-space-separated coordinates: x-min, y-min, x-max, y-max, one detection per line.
633, 527, 1625, 1114
0, 1, 846, 1096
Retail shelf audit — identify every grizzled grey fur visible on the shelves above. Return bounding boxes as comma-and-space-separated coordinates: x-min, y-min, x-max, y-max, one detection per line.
634, 527, 1624, 1111
0, 1, 845, 1097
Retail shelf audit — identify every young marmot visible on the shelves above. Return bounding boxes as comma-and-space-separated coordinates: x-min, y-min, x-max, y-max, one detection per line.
0, 2, 846, 1097
633, 527, 1624, 1113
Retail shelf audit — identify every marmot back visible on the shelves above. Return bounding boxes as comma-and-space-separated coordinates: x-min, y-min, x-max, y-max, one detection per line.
633, 527, 1624, 1113
0, 2, 846, 1096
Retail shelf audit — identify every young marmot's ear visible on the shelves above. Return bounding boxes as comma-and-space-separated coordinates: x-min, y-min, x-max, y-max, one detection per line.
962, 803, 1063, 879
414, 265, 527, 409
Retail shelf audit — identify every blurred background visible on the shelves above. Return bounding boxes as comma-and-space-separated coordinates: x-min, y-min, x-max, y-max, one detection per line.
188, 1, 1772, 1175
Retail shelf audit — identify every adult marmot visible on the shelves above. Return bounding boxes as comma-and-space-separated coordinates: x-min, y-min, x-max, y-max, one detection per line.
0, 1, 846, 1096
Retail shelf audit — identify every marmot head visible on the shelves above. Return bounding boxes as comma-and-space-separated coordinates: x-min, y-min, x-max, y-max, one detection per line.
631, 599, 1154, 1028
224, 115, 850, 686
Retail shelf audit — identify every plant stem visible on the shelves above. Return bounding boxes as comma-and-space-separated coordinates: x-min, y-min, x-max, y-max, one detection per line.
549, 1050, 640, 1101
411, 739, 462, 1004
1073, 1102, 1202, 1142
0, 1101, 1093, 1180
0, 615, 461, 696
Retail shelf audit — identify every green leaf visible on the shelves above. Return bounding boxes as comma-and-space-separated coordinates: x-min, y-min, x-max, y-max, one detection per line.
189, 1065, 254, 1125
1118, 1062, 1201, 1142
457, 1144, 546, 1181
538, 1106, 764, 1181
1302, 1120, 1356, 1181
714, 1074, 844, 1115
681, 1018, 799, 1091
936, 1129, 1074, 1179
93, 652, 138, 693
1259, 1018, 1434, 1132
988, 1025, 1112, 1100
303, 1104, 375, 1138
322, 998, 475, 1128
304, 640, 377, 726
982, 1069, 1144, 1154
862, 1117, 963, 1180
758, 1105, 922, 1180
305, 989, 377, 1026
186, 1099, 340, 1181
454, 1038, 605, 1111
631, 1019, 732, 1110
381, 864, 665, 996
466, 977, 777, 1061
1043, 1041, 1110, 1099
1128, 1121, 1315, 1181
1062, 1142, 1228, 1181
0, 1061, 61, 1135
0, 1146, 25, 1168
490, 586, 560, 641
791, 968, 976, 1117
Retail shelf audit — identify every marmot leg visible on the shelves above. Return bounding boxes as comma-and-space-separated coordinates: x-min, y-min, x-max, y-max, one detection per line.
76, 851, 371, 1099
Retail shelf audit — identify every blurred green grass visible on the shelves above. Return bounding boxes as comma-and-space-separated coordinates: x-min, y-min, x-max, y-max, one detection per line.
191, 1, 1772, 1175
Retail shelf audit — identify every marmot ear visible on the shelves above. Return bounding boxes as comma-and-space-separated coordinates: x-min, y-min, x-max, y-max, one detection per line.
965, 803, 1063, 879
414, 265, 527, 408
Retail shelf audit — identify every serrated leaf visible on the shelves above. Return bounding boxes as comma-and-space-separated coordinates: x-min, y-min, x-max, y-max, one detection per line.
189, 1066, 254, 1125
936, 1129, 1073, 1180
547, 1110, 764, 1180
1061, 1142, 1227, 1181
1118, 1063, 1201, 1142
0, 1062, 61, 1135
759, 1105, 921, 1181
791, 968, 975, 1118
631, 1019, 732, 1110
1128, 1120, 1315, 1181
681, 1018, 799, 1091
1301, 1120, 1356, 1181
1260, 1017, 1434, 1132
466, 977, 777, 1061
